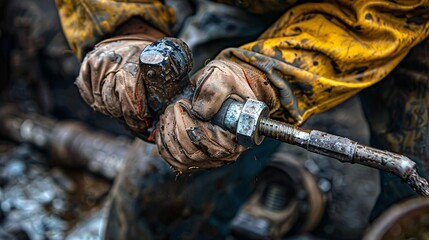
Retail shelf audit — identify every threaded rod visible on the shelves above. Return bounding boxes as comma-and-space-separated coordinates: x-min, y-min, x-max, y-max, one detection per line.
259, 117, 310, 146
258, 117, 429, 196
263, 184, 288, 211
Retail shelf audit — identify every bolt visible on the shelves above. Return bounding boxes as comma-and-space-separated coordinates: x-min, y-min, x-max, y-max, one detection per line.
213, 99, 306, 147
213, 98, 429, 196
262, 183, 288, 211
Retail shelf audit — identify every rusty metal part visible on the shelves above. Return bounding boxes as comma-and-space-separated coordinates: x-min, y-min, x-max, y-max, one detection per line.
137, 38, 429, 196
230, 156, 325, 239
0, 107, 130, 179
213, 99, 269, 147
235, 99, 267, 146
139, 37, 193, 118
49, 122, 130, 179
213, 99, 429, 196
363, 197, 429, 240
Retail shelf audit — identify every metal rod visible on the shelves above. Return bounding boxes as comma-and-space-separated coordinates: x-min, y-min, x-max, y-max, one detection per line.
259, 117, 429, 196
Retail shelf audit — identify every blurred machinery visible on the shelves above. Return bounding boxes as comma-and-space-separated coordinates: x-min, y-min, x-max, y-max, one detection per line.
0, 106, 131, 180
364, 197, 429, 240
231, 155, 325, 239
0, 106, 131, 239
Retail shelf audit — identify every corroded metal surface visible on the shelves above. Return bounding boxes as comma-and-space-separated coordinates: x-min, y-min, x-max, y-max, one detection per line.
212, 99, 243, 133
235, 99, 269, 147
406, 171, 429, 196
139, 37, 193, 117
213, 99, 269, 147
217, 99, 429, 196
260, 117, 429, 196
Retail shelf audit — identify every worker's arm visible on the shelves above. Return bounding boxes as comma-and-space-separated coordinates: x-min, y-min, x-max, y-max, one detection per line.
56, 0, 173, 136
209, 0, 429, 125
55, 0, 175, 60
156, 0, 429, 171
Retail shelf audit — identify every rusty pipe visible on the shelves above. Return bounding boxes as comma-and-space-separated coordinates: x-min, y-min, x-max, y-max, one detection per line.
213, 99, 429, 196
0, 107, 130, 179
138, 39, 429, 196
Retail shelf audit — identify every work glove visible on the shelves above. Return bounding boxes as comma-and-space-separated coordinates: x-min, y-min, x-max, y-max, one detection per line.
155, 59, 279, 172
76, 19, 165, 135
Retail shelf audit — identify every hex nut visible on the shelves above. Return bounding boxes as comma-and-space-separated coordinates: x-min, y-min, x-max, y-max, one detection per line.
236, 99, 269, 147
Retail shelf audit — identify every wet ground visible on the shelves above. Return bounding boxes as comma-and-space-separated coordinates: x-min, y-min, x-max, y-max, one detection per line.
0, 142, 110, 240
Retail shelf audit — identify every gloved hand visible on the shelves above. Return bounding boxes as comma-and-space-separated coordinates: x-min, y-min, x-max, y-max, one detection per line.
155, 59, 279, 171
76, 19, 165, 135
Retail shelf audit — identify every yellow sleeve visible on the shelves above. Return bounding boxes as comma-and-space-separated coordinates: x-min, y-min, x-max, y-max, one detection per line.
217, 0, 429, 125
55, 0, 175, 60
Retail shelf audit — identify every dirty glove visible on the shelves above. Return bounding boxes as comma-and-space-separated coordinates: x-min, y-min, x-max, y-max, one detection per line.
76, 19, 165, 135
191, 59, 279, 121
155, 99, 246, 171
155, 60, 278, 171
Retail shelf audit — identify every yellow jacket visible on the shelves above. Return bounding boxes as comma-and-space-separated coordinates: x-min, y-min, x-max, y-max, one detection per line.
56, 0, 429, 124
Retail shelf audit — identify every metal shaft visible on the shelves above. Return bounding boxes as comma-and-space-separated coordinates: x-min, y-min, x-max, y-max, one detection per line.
138, 37, 429, 196
0, 107, 130, 179
259, 117, 429, 196
138, 38, 429, 196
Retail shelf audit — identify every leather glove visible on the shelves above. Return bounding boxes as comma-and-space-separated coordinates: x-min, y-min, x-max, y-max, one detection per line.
76, 19, 165, 135
155, 59, 279, 171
